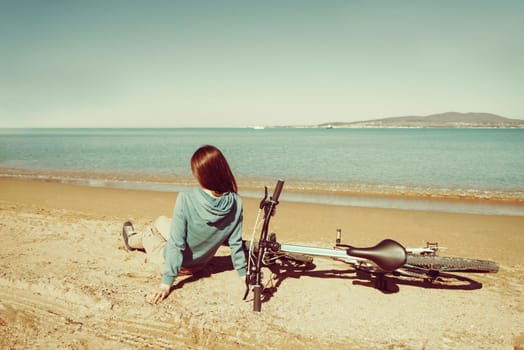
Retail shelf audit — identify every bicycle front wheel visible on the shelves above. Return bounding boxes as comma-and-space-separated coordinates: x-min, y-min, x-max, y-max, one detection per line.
405, 255, 499, 273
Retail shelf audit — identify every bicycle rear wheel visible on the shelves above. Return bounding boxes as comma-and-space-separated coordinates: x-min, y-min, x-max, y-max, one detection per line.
405, 255, 499, 273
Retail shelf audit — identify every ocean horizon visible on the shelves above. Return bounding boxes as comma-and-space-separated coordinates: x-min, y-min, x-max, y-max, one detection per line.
1, 127, 523, 216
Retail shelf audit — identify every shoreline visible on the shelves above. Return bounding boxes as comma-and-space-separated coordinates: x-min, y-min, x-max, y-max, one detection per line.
2, 176, 524, 262
1, 168, 523, 216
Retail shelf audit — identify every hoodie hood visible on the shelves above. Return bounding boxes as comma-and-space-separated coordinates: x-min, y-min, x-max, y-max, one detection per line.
194, 188, 238, 224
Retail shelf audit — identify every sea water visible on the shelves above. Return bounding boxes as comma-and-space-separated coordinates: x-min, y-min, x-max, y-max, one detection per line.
1, 128, 523, 215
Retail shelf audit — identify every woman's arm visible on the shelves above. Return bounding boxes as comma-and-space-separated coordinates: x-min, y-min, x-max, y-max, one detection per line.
161, 194, 188, 286
228, 209, 247, 277
147, 194, 187, 304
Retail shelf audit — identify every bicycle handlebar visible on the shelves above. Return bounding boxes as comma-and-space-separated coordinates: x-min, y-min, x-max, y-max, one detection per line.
271, 179, 285, 202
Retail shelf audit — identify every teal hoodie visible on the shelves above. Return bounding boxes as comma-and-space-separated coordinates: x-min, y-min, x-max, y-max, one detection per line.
162, 188, 246, 285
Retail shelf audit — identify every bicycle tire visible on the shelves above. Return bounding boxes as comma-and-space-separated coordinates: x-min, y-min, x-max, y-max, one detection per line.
405, 255, 499, 273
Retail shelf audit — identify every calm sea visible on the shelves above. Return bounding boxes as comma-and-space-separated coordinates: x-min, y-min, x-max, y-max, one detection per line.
1, 128, 523, 215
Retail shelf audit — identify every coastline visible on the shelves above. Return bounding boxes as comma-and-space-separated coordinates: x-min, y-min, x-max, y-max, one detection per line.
2, 177, 523, 259
2, 168, 523, 216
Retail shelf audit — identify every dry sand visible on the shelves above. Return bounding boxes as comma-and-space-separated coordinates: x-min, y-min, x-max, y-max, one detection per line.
1, 178, 523, 349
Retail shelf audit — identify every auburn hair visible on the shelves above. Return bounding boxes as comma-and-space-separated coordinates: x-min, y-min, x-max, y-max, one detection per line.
191, 145, 238, 194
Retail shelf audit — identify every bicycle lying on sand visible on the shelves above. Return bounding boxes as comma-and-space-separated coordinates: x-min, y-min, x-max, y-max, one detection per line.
243, 180, 499, 312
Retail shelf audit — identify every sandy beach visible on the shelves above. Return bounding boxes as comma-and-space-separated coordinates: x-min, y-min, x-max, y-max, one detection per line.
1, 178, 523, 349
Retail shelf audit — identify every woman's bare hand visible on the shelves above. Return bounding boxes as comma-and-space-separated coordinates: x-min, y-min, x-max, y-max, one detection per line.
146, 283, 171, 304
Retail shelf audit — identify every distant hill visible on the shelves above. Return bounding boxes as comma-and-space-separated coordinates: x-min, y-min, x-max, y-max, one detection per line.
318, 112, 524, 128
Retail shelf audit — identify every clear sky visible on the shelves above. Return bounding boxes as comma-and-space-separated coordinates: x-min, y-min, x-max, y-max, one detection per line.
1, 1, 523, 127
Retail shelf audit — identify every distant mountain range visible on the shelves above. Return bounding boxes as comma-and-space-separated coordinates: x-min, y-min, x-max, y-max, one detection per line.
315, 112, 524, 128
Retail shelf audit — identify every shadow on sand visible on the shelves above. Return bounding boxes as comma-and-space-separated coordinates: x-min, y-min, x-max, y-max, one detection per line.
258, 261, 483, 304
170, 255, 236, 290
167, 254, 483, 307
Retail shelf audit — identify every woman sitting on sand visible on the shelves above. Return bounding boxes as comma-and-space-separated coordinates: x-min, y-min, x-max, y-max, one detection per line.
121, 145, 247, 304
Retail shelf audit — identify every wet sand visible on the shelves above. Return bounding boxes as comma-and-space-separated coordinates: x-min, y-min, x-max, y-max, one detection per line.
1, 178, 523, 349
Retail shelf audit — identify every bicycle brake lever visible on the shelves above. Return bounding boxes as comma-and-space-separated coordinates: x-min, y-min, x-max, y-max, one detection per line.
259, 186, 268, 209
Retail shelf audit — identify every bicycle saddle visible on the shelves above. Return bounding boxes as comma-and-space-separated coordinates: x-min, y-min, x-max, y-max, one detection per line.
346, 239, 407, 271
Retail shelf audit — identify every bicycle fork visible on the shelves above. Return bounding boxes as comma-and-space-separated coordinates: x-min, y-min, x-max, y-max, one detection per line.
247, 180, 284, 312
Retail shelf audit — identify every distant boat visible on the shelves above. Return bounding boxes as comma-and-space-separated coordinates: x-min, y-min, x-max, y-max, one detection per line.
252, 126, 265, 130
